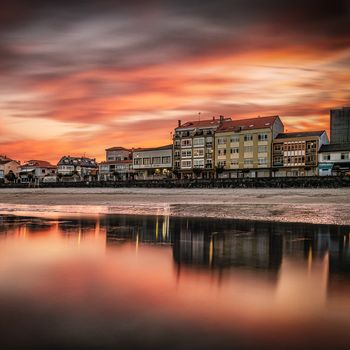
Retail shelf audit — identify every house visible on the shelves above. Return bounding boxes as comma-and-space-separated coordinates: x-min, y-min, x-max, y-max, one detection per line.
272, 131, 329, 177
318, 143, 350, 176
173, 116, 231, 179
19, 160, 57, 183
0, 155, 20, 183
99, 147, 133, 181
57, 156, 98, 181
133, 145, 173, 179
214, 115, 284, 178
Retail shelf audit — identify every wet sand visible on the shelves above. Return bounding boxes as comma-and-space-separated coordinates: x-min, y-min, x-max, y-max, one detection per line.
0, 187, 350, 225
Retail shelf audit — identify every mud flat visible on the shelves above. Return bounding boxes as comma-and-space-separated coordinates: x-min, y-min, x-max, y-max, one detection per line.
0, 187, 350, 225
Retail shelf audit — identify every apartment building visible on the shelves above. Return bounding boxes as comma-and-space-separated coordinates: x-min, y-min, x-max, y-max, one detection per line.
214, 115, 284, 178
173, 116, 231, 178
318, 143, 350, 176
99, 147, 133, 181
133, 145, 173, 179
272, 131, 329, 177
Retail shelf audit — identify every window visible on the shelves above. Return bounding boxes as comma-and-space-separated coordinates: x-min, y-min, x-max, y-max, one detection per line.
258, 157, 267, 165
181, 139, 192, 147
258, 145, 268, 153
193, 159, 204, 168
193, 148, 204, 157
162, 156, 171, 164
181, 149, 192, 158
323, 154, 331, 161
341, 153, 349, 160
230, 147, 239, 154
193, 138, 205, 147
218, 149, 226, 156
217, 137, 227, 145
181, 160, 192, 168
244, 134, 253, 141
244, 146, 253, 153
258, 133, 268, 141
152, 157, 161, 164
143, 158, 150, 165
230, 135, 240, 143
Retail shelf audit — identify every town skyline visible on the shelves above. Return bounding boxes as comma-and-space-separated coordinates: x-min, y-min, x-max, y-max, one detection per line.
1, 1, 349, 163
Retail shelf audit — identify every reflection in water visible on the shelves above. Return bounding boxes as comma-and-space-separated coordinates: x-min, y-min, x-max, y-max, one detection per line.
0, 213, 350, 349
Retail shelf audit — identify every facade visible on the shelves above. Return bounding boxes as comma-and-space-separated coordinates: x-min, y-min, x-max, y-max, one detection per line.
330, 107, 350, 144
57, 156, 98, 181
99, 147, 133, 181
133, 145, 173, 179
19, 160, 56, 183
173, 116, 231, 179
0, 156, 20, 183
272, 131, 329, 177
214, 115, 284, 178
318, 143, 350, 176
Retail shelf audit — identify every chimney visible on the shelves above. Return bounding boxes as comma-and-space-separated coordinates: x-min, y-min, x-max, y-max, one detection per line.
178, 120, 181, 127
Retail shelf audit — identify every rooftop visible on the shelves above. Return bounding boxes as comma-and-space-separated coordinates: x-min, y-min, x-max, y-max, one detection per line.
319, 143, 350, 153
216, 115, 280, 133
275, 131, 326, 139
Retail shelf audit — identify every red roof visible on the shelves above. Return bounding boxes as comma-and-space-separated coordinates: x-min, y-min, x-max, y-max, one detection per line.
21, 160, 56, 169
176, 117, 231, 130
105, 146, 131, 152
216, 115, 281, 133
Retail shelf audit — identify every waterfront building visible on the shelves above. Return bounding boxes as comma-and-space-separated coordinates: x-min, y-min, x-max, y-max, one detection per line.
318, 143, 350, 176
214, 115, 284, 178
133, 145, 173, 179
99, 147, 133, 181
173, 116, 231, 179
0, 156, 20, 183
57, 156, 98, 181
19, 160, 57, 183
272, 131, 329, 177
330, 107, 350, 144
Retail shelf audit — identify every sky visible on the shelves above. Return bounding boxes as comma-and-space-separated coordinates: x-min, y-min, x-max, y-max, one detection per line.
0, 0, 349, 163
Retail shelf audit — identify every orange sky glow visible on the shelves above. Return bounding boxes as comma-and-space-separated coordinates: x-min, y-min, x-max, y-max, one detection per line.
0, 1, 349, 163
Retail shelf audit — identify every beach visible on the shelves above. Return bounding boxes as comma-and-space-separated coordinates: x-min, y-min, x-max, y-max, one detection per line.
0, 187, 350, 225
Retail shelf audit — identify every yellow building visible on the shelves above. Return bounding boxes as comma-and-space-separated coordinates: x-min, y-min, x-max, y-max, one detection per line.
214, 116, 284, 178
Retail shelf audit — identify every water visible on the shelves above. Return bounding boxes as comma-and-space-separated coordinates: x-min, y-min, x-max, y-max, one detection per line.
0, 213, 349, 349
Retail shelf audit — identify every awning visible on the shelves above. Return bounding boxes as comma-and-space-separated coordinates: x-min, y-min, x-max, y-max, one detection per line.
318, 163, 333, 170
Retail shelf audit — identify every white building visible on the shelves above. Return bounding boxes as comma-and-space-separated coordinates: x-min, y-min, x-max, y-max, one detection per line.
133, 145, 173, 179
318, 143, 350, 176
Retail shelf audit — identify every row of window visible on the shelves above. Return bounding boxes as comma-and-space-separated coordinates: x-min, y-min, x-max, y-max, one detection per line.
217, 133, 268, 144
134, 156, 171, 166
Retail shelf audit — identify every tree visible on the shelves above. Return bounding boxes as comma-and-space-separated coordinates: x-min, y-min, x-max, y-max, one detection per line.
215, 165, 224, 179
5, 170, 17, 183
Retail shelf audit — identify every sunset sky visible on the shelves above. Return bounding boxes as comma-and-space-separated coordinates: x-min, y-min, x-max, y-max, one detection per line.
1, 0, 349, 163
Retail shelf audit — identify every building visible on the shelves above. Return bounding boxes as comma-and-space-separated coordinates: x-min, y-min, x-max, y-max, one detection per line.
57, 156, 98, 181
272, 131, 329, 177
133, 145, 173, 179
330, 107, 350, 144
0, 156, 20, 183
99, 147, 133, 181
19, 160, 57, 184
214, 115, 284, 178
173, 116, 231, 179
318, 143, 350, 176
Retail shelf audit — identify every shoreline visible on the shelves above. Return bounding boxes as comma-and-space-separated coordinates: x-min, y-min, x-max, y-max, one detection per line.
1, 188, 350, 225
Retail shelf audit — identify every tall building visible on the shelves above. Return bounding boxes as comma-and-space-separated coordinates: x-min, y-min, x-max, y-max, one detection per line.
173, 116, 231, 179
214, 115, 284, 178
272, 131, 329, 177
330, 107, 350, 144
